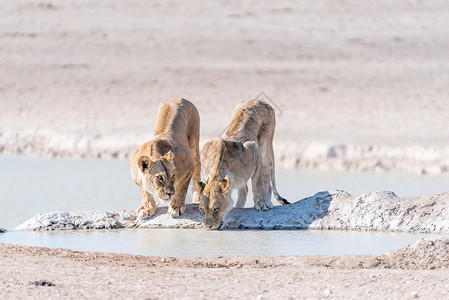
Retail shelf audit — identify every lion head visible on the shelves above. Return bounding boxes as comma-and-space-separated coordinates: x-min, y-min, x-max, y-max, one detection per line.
196, 175, 233, 229
138, 151, 176, 203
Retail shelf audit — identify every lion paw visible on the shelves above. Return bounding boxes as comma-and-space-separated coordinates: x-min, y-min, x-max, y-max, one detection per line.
136, 206, 156, 219
167, 204, 186, 218
254, 200, 273, 211
192, 191, 200, 204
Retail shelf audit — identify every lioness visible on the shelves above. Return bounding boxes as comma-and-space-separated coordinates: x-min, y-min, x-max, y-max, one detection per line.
196, 100, 289, 229
130, 98, 201, 218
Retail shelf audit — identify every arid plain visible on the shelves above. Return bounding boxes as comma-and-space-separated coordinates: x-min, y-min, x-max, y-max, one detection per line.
1, 0, 448, 173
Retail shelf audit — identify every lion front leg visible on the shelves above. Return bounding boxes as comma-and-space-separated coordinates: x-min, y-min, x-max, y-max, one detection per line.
136, 188, 157, 219
191, 181, 201, 204
167, 178, 190, 218
235, 184, 248, 208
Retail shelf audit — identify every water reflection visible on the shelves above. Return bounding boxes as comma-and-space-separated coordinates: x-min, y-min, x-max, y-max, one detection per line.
1, 229, 441, 257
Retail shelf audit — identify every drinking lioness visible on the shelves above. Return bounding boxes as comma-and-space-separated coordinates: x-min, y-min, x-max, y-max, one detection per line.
196, 100, 289, 229
130, 98, 201, 218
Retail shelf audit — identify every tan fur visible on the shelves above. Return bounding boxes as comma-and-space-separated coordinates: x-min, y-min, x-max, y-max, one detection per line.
196, 100, 289, 229
130, 98, 201, 218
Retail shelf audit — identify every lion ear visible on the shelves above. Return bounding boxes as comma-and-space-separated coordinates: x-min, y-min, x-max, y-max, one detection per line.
138, 156, 153, 174
242, 141, 258, 152
219, 175, 231, 191
163, 150, 174, 162
195, 180, 206, 193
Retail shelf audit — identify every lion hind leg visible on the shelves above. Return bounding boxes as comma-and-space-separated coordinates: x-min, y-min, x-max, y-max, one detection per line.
251, 160, 273, 211
255, 142, 275, 209
191, 155, 201, 204
188, 133, 201, 204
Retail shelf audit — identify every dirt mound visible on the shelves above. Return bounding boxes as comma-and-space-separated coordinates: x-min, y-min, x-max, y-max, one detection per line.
298, 237, 449, 270
378, 238, 449, 270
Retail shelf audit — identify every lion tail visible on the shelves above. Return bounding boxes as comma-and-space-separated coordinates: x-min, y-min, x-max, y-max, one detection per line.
271, 165, 290, 205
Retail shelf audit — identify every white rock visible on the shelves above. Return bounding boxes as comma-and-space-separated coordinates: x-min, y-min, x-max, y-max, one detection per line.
14, 191, 449, 233
323, 288, 333, 297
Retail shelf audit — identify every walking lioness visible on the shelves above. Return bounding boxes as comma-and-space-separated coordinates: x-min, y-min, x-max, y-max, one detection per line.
130, 98, 201, 218
196, 100, 289, 229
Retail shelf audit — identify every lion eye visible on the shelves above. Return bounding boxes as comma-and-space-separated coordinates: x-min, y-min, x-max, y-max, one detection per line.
213, 207, 219, 213
171, 174, 175, 180
156, 175, 163, 181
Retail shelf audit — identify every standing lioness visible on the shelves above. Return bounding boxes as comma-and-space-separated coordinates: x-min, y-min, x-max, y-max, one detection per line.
130, 98, 201, 218
196, 100, 289, 229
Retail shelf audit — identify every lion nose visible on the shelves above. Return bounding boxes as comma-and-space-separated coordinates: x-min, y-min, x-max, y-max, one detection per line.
167, 191, 174, 198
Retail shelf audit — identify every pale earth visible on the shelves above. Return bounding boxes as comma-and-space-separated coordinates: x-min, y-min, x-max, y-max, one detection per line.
1, 239, 449, 299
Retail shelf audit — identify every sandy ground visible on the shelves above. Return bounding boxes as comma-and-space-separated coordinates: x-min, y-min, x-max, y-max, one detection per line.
1, 238, 449, 299
0, 0, 448, 173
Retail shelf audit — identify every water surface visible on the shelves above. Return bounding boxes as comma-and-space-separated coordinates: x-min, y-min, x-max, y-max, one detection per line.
1, 155, 448, 229
1, 228, 440, 257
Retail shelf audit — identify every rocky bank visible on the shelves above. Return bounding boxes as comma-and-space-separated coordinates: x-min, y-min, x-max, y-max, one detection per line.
16, 190, 449, 233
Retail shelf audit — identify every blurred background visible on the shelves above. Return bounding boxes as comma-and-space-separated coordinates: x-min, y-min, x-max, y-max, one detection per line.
1, 0, 448, 173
